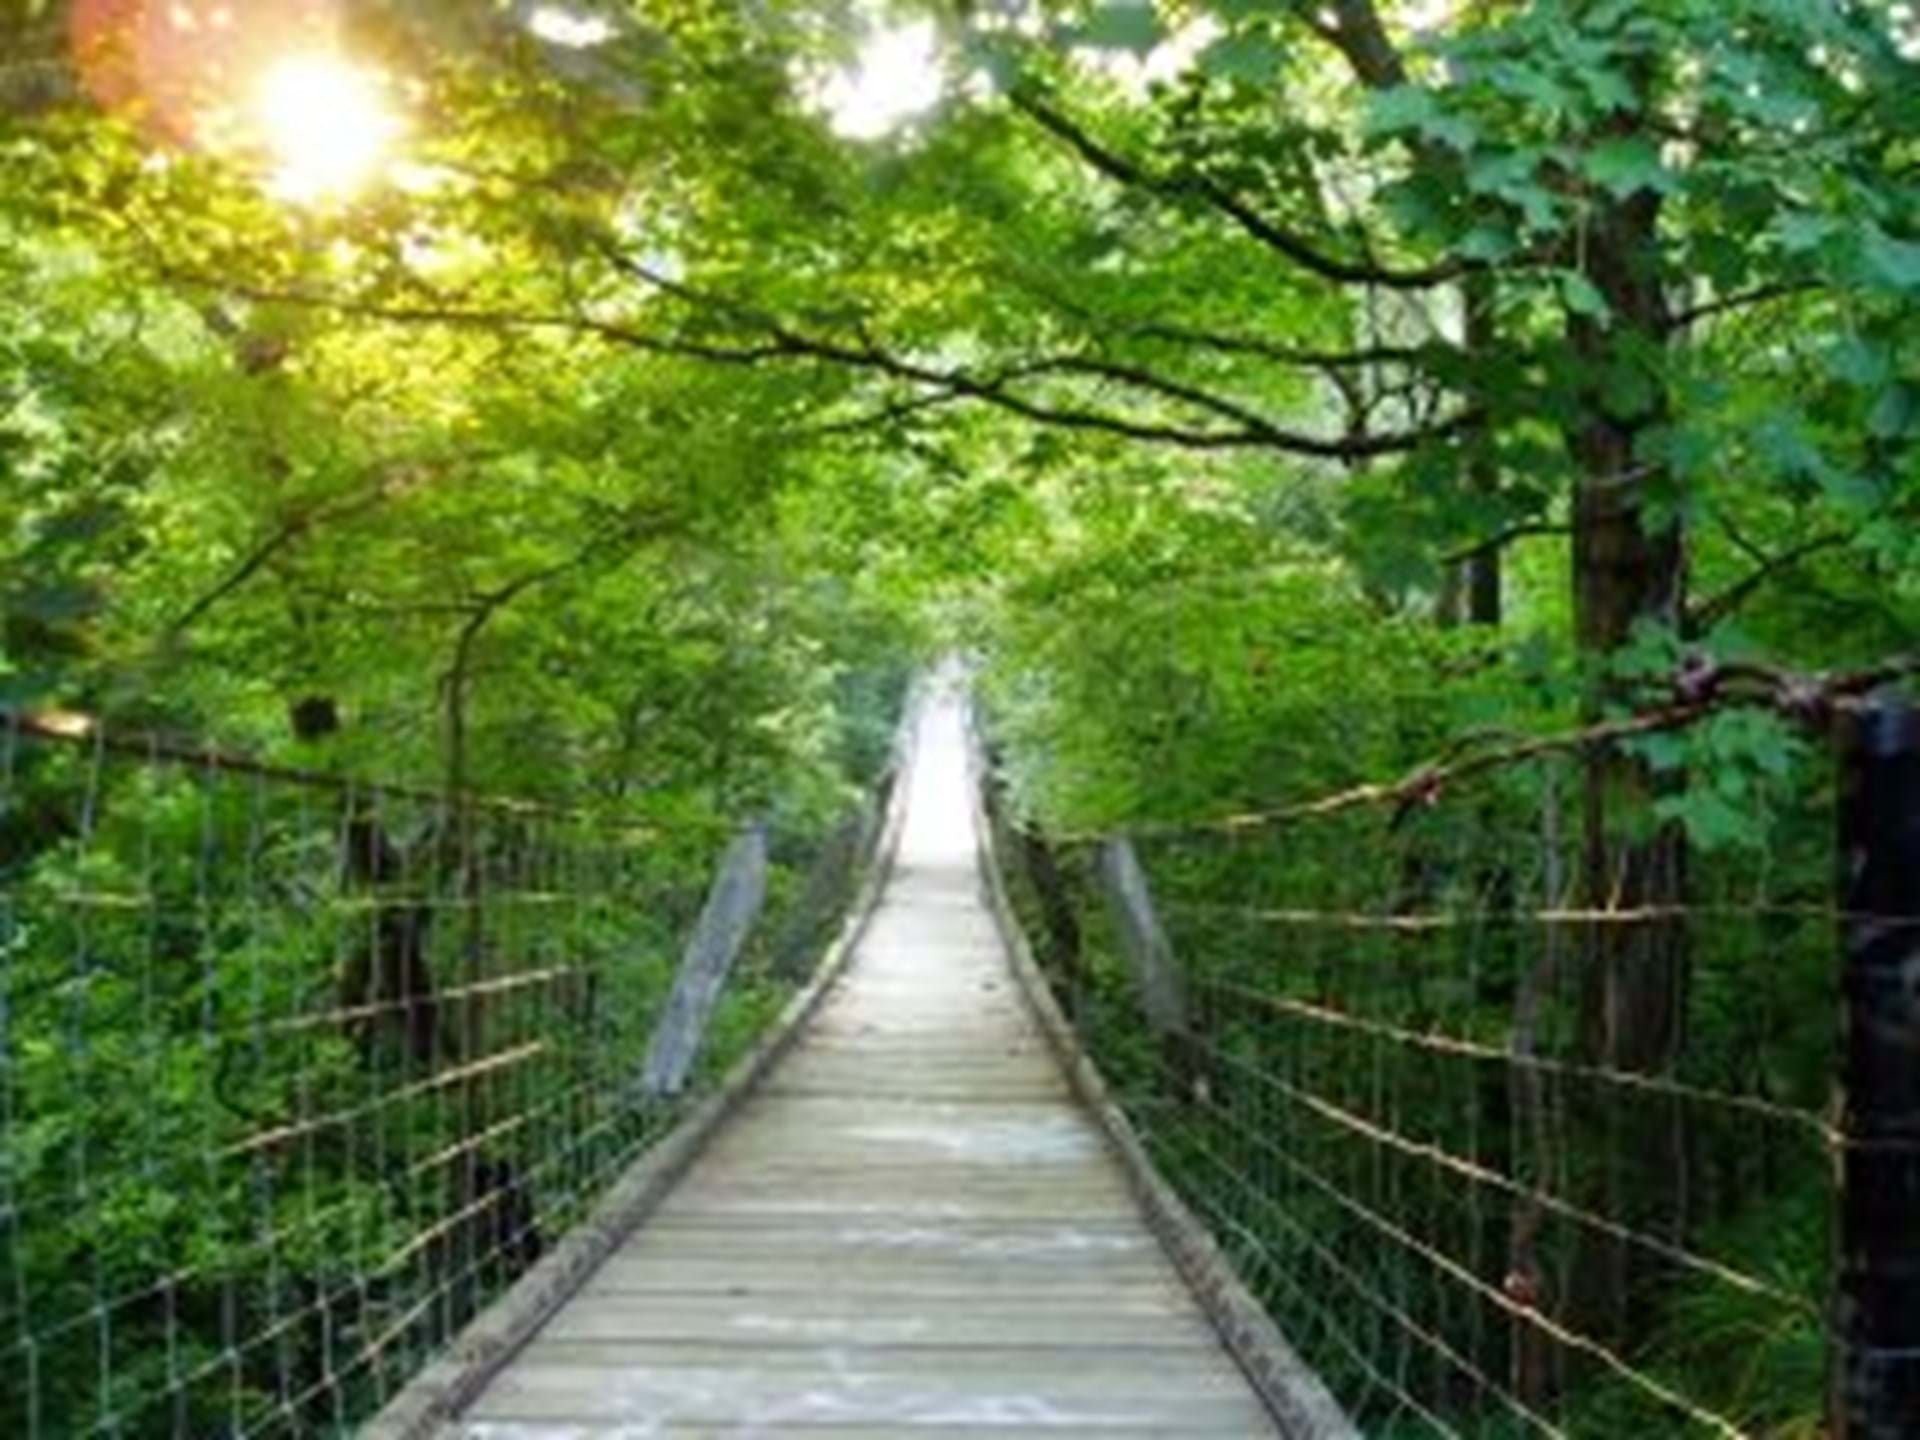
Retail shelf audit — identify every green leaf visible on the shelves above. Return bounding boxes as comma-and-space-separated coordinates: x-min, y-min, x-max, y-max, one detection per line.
1656, 788, 1745, 850
1198, 29, 1288, 84
1578, 64, 1636, 112
33, 501, 127, 547
8, 582, 101, 622
1465, 148, 1535, 195
1868, 384, 1916, 440
1861, 225, 1920, 292
1489, 63, 1572, 118
1815, 463, 1882, 513
1640, 421, 1715, 478
1075, 2, 1162, 55
1424, 111, 1479, 151
1458, 225, 1517, 262
961, 32, 1027, 92
1774, 211, 1837, 254
0, 670, 58, 707
1467, 149, 1557, 228
1364, 85, 1476, 148
1583, 137, 1669, 199
1639, 732, 1689, 772
1558, 270, 1610, 321
1825, 335, 1891, 388
1599, 359, 1656, 420
1366, 86, 1436, 137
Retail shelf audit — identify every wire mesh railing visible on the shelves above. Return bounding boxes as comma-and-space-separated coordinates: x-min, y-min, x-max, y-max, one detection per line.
0, 707, 892, 1439
983, 702, 1916, 1438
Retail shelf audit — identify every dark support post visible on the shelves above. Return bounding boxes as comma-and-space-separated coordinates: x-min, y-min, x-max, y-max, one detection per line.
1836, 702, 1920, 1440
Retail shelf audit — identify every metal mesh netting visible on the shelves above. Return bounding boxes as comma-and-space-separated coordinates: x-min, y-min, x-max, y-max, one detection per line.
0, 709, 888, 1438
986, 744, 1839, 1439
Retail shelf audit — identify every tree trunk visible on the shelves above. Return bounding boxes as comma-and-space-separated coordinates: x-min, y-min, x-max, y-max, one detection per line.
1565, 181, 1687, 1074
1464, 270, 1503, 627
1561, 172, 1693, 1348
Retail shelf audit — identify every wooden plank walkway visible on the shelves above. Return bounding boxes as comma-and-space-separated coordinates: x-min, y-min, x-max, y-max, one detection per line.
447, 696, 1280, 1437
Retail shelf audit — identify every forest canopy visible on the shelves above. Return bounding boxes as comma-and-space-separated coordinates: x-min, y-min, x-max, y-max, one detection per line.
1, 0, 1913, 828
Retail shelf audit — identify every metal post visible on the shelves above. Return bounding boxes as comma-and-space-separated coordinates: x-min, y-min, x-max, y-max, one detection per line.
1836, 702, 1920, 1439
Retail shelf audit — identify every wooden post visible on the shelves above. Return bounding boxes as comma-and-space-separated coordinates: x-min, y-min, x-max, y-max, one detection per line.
1835, 702, 1920, 1439
1099, 837, 1198, 1092
640, 822, 769, 1098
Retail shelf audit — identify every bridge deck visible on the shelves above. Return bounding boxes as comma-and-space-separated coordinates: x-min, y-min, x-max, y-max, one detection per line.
450, 698, 1278, 1437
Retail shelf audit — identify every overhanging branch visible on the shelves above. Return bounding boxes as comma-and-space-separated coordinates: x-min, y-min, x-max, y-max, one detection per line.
1009, 89, 1459, 292
1128, 323, 1432, 370
178, 269, 1472, 460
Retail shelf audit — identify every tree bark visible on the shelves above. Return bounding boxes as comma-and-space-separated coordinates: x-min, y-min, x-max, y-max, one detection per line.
1463, 271, 1504, 627
1561, 161, 1693, 1347
1564, 178, 1687, 1075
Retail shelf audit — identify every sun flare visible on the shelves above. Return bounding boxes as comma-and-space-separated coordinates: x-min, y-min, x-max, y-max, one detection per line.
252, 54, 401, 203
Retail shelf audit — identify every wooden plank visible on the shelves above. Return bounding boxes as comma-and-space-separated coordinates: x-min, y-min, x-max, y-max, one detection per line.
614, 1214, 1160, 1256
503, 1340, 1239, 1372
456, 1423, 1263, 1438
580, 1263, 1188, 1296
465, 1362, 1267, 1425
536, 1295, 1223, 1348
651, 1182, 1141, 1222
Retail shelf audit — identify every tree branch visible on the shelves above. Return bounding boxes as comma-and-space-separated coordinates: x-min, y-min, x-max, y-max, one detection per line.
1442, 521, 1570, 567
602, 249, 1479, 455
1308, 0, 1409, 89
167, 486, 392, 637
795, 387, 970, 439
1127, 322, 1433, 370
1686, 529, 1853, 634
1008, 89, 1460, 291
440, 506, 679, 797
1667, 282, 1820, 332
1099, 650, 1920, 840
166, 270, 796, 366
188, 268, 1471, 459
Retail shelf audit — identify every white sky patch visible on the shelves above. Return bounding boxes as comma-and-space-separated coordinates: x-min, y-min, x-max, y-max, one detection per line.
1893, 1, 1920, 58
389, 160, 452, 194
634, 247, 686, 284
1076, 17, 1221, 98
527, 6, 616, 48
398, 226, 493, 276
805, 19, 944, 140
1398, 0, 1455, 32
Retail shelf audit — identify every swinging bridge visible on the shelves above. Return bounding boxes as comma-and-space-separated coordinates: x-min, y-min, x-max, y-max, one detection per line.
1, 683, 1907, 1436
